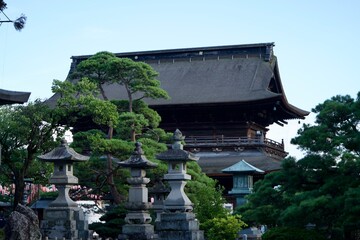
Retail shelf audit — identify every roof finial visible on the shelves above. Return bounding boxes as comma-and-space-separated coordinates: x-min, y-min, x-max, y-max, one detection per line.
60, 138, 68, 146
134, 142, 144, 155
172, 129, 185, 150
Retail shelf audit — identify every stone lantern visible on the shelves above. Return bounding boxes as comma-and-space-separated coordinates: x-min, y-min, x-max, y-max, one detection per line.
117, 142, 158, 240
38, 139, 90, 240
156, 129, 204, 240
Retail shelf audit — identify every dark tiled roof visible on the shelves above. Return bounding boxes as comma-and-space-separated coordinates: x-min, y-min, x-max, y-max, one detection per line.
47, 43, 309, 119
103, 57, 280, 105
0, 88, 30, 105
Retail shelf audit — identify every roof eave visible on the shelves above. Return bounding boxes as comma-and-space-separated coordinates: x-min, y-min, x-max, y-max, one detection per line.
71, 42, 276, 61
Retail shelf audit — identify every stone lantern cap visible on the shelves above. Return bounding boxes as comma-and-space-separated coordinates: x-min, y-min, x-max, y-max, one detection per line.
156, 129, 199, 162
38, 139, 89, 163
117, 142, 158, 169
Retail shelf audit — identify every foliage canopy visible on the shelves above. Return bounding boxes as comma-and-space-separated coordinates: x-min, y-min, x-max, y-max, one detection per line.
237, 92, 360, 239
0, 100, 64, 207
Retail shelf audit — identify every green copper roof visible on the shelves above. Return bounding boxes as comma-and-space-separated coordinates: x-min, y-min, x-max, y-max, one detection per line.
222, 159, 264, 174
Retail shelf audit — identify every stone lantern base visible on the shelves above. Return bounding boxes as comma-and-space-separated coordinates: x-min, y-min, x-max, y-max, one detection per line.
156, 212, 204, 240
118, 224, 157, 240
41, 207, 89, 240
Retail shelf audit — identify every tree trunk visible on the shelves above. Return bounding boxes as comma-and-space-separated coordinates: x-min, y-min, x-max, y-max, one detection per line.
106, 125, 123, 204
130, 127, 136, 142
106, 153, 122, 204
99, 85, 108, 101
125, 85, 136, 142
100, 87, 123, 204
13, 173, 25, 209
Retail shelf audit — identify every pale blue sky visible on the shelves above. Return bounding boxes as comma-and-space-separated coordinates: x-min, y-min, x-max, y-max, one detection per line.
1, 1, 359, 158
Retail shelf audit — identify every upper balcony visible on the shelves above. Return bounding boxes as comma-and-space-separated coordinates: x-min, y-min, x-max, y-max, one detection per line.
184, 135, 287, 158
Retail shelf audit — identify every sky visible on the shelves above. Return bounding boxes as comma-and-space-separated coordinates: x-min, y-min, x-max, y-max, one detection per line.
0, 1, 359, 159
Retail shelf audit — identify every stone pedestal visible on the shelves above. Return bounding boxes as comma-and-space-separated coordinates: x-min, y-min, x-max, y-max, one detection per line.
41, 207, 89, 240
156, 212, 203, 240
119, 224, 157, 240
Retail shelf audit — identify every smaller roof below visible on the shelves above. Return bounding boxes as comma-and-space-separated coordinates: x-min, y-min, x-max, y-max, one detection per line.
197, 149, 282, 174
0, 88, 30, 105
222, 160, 265, 174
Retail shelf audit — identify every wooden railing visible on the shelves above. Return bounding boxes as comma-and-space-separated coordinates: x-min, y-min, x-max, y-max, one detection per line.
185, 135, 284, 150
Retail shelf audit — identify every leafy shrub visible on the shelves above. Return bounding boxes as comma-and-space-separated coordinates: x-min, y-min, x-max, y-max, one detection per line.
202, 214, 247, 240
39, 191, 58, 199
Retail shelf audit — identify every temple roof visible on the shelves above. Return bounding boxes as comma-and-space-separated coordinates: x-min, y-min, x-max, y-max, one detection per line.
47, 43, 309, 121
0, 88, 30, 105
222, 159, 265, 174
103, 57, 279, 105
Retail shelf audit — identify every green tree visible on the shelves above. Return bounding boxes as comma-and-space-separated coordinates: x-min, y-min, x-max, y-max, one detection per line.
52, 77, 125, 203
71, 130, 132, 199
54, 51, 169, 203
106, 56, 169, 113
0, 0, 26, 31
202, 214, 247, 240
89, 204, 127, 239
237, 92, 360, 239
111, 100, 164, 142
186, 161, 229, 223
54, 53, 229, 235
292, 93, 360, 157
52, 78, 167, 203
0, 100, 64, 207
72, 52, 169, 141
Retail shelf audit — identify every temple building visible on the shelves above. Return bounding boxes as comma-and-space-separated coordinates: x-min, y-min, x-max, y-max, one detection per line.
49, 42, 309, 205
